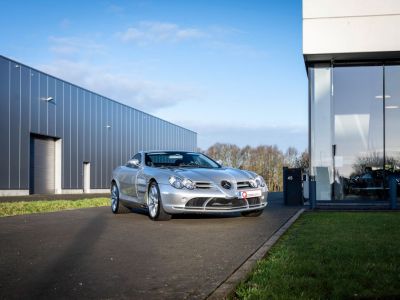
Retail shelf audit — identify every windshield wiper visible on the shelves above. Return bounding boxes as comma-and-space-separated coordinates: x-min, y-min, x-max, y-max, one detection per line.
179, 164, 213, 168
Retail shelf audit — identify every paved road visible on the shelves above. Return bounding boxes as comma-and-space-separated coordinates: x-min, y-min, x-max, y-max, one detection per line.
0, 193, 300, 299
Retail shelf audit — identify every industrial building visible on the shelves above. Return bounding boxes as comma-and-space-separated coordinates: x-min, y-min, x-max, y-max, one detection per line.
303, 0, 400, 203
0, 55, 197, 196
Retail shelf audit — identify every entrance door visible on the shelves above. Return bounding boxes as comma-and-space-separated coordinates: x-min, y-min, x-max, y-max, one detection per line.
30, 136, 56, 194
83, 162, 90, 193
332, 66, 385, 201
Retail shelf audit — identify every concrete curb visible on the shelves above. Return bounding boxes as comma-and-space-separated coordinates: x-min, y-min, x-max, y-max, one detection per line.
206, 208, 305, 300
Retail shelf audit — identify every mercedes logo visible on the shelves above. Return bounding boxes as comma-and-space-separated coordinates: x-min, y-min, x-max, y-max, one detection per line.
221, 180, 232, 189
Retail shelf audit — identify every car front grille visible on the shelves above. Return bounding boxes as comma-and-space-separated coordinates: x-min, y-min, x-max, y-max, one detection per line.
185, 198, 208, 207
194, 180, 256, 190
207, 198, 247, 208
185, 197, 261, 209
247, 197, 261, 206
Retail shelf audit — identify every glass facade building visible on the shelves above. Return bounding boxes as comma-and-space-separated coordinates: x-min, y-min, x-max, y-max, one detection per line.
309, 64, 400, 202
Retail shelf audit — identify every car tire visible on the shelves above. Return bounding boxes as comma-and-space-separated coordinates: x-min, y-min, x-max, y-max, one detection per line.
241, 209, 264, 217
147, 181, 171, 221
110, 183, 130, 214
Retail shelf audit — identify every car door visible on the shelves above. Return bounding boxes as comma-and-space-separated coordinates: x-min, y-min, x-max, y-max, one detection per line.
118, 153, 141, 201
136, 152, 152, 204
136, 167, 148, 204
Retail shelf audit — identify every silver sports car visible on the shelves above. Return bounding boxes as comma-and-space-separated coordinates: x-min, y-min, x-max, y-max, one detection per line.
110, 151, 268, 221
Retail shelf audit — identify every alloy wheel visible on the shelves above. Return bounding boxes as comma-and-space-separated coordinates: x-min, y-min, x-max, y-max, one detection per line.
111, 184, 118, 211
148, 184, 159, 218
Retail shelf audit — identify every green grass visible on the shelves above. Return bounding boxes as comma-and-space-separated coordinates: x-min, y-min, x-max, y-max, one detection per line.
0, 198, 109, 217
235, 212, 400, 300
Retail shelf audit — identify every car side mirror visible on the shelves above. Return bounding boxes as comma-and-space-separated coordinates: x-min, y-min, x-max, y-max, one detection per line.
127, 158, 140, 168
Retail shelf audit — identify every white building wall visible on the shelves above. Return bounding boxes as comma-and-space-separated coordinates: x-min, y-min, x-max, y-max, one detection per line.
303, 0, 400, 56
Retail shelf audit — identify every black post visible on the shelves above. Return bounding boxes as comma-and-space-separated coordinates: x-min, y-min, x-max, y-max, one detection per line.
390, 177, 397, 210
283, 167, 288, 205
309, 176, 316, 210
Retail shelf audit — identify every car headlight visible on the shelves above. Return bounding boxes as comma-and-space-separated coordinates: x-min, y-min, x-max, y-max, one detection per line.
169, 176, 184, 189
169, 176, 195, 190
249, 180, 257, 188
255, 176, 266, 187
182, 178, 195, 190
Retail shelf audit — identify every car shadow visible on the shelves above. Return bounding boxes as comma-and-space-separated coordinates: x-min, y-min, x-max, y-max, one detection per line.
26, 211, 108, 298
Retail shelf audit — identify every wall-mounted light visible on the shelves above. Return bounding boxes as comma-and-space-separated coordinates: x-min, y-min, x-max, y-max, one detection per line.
15, 64, 20, 68
386, 105, 399, 109
375, 95, 391, 99
41, 96, 54, 102
105, 125, 111, 129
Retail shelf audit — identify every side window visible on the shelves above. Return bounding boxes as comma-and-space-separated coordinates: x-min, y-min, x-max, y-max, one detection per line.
133, 153, 142, 163
127, 153, 142, 168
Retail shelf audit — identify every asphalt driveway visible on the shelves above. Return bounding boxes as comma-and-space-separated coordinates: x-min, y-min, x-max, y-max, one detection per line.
0, 193, 300, 299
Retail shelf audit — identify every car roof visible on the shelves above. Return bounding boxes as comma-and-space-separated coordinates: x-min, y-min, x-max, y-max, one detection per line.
143, 150, 198, 154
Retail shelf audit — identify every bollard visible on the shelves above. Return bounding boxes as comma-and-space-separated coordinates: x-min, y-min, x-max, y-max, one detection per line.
390, 177, 397, 210
309, 178, 316, 210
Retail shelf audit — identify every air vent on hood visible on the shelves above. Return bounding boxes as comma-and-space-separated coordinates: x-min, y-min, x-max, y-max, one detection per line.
237, 181, 252, 189
195, 181, 213, 189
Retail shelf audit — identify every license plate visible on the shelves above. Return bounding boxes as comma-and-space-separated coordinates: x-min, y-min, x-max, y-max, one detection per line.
237, 190, 262, 199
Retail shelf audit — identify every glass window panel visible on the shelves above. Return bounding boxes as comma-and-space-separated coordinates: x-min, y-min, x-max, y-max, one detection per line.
310, 66, 333, 201
333, 66, 384, 201
385, 65, 400, 202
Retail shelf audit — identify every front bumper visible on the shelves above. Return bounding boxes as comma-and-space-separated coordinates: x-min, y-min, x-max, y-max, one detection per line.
158, 183, 268, 214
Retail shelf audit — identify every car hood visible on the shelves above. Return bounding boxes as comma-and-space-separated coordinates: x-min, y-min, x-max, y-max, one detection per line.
170, 167, 256, 183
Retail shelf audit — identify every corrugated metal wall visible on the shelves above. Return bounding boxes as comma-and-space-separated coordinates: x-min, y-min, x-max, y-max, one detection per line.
0, 55, 197, 191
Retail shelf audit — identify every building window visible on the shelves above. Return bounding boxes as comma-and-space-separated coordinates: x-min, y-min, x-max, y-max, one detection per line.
310, 64, 400, 201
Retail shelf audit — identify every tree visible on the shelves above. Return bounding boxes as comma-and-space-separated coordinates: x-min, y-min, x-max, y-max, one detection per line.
205, 143, 308, 192
297, 150, 309, 171
206, 143, 246, 168
284, 146, 299, 168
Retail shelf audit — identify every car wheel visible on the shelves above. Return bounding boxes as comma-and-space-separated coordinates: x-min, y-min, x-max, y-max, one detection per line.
241, 209, 264, 217
110, 183, 130, 214
147, 181, 171, 221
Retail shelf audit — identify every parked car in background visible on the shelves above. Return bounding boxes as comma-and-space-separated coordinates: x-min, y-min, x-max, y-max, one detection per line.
346, 168, 400, 197
110, 151, 268, 220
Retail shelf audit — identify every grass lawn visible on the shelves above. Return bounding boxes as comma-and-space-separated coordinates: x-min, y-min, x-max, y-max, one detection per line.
0, 198, 109, 217
235, 212, 400, 299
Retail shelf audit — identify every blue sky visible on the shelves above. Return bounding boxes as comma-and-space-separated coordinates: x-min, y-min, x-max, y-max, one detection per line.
0, 0, 307, 151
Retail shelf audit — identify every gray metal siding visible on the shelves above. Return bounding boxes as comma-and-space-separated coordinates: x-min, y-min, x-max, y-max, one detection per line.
63, 83, 71, 189
0, 55, 197, 192
20, 66, 30, 190
31, 70, 39, 134
47, 76, 56, 137
0, 57, 9, 188
10, 63, 20, 189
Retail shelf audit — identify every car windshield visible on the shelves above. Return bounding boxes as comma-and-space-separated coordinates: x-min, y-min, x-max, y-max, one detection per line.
144, 152, 220, 169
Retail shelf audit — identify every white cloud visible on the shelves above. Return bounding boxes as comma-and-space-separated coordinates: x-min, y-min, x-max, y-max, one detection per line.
49, 36, 105, 56
118, 21, 206, 44
40, 59, 199, 112
116, 21, 266, 58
